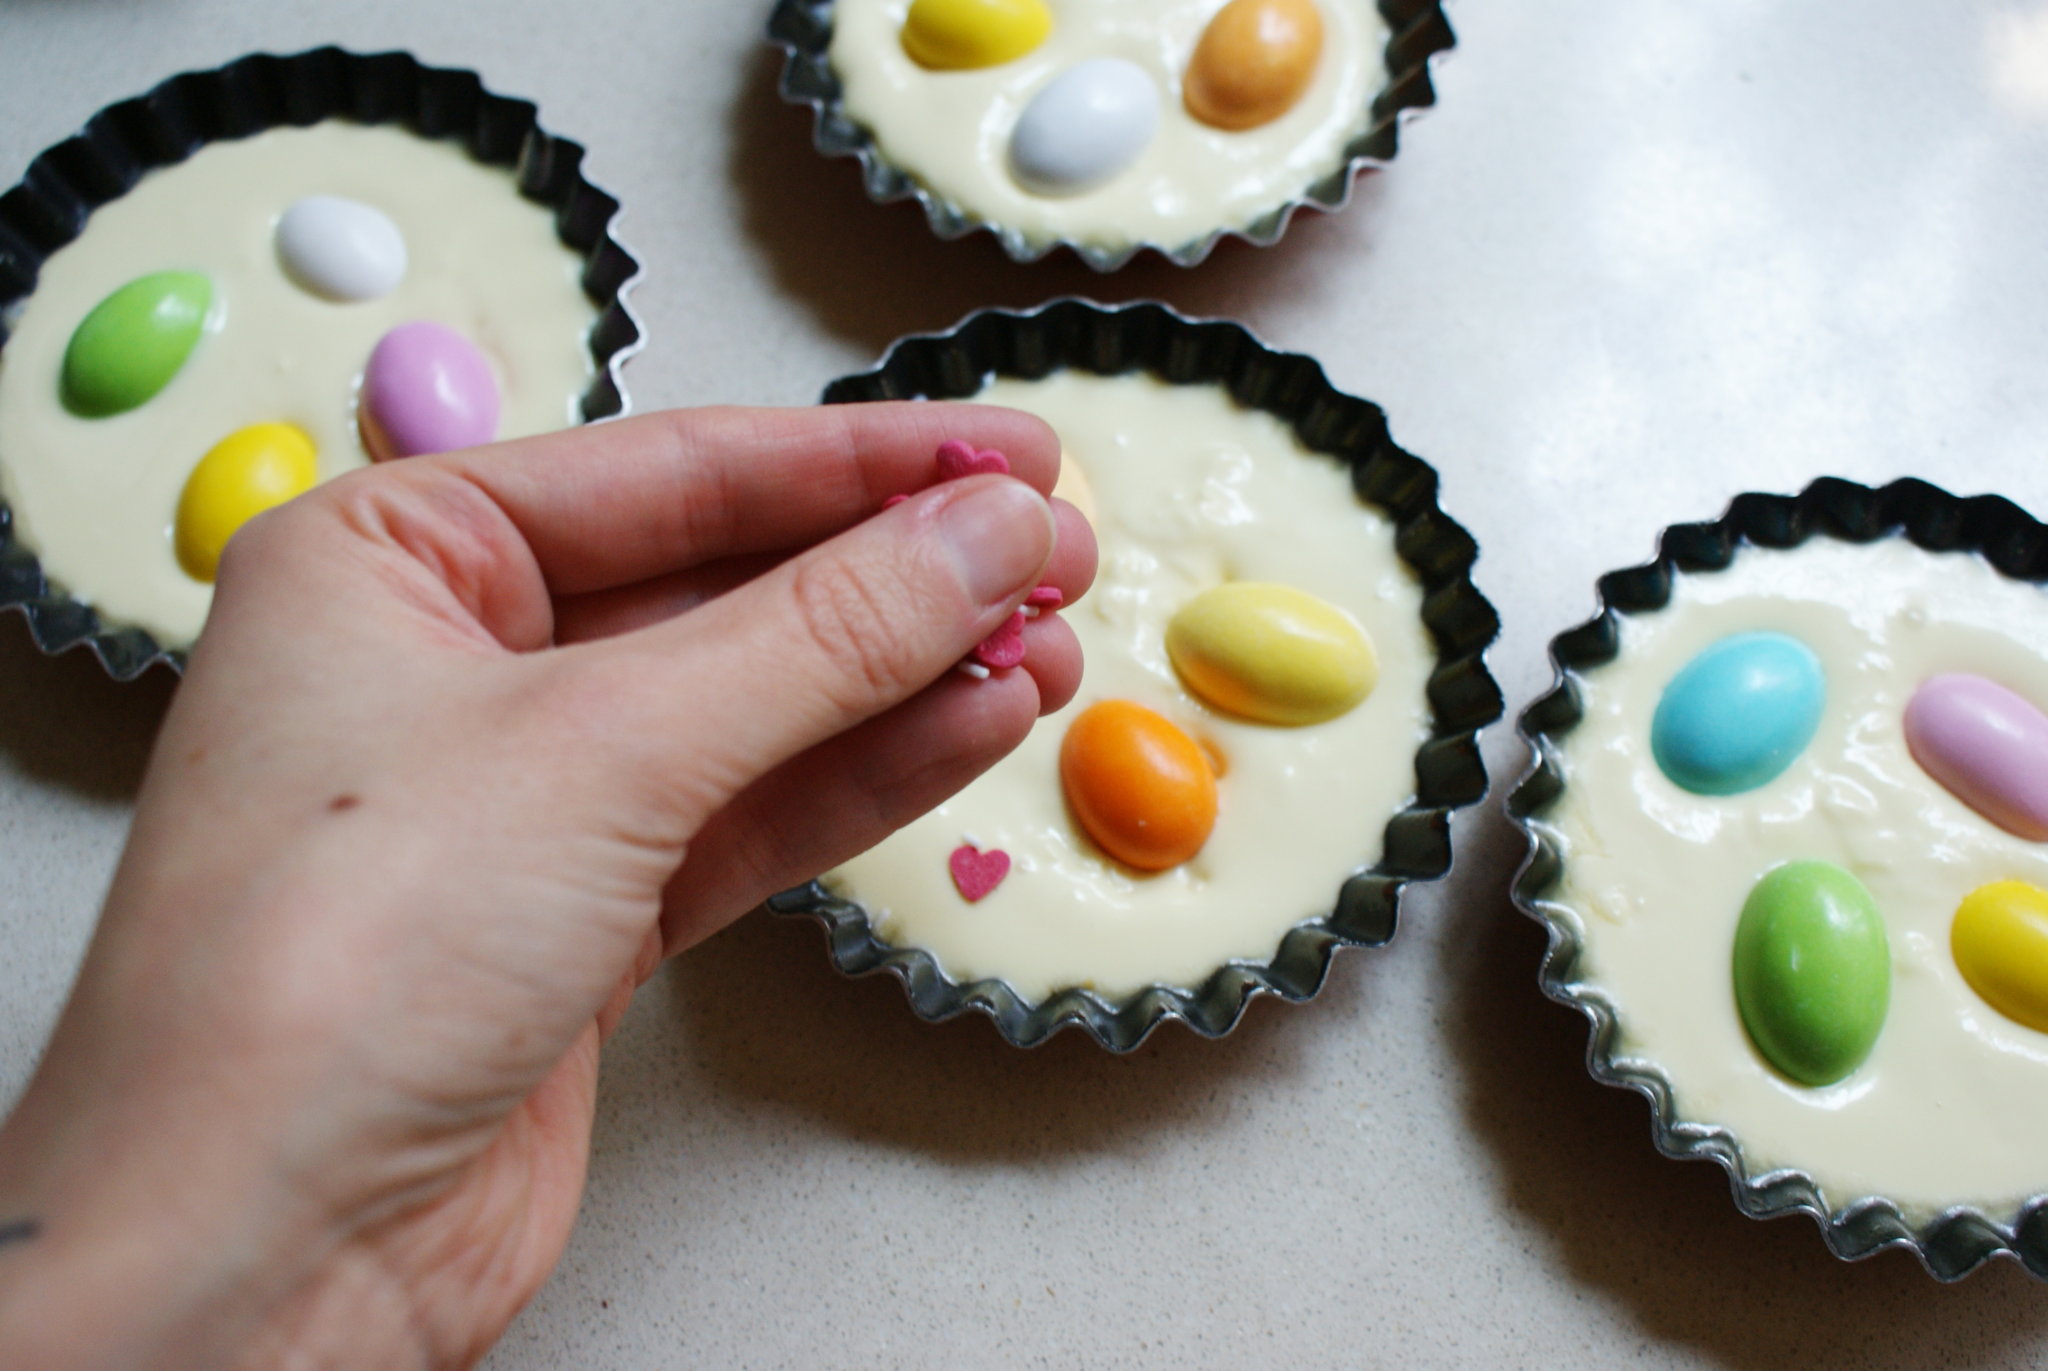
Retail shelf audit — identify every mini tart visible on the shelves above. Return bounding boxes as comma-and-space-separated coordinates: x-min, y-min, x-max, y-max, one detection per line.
771, 300, 1501, 1048
0, 47, 643, 678
766, 0, 1456, 269
1511, 477, 2048, 1281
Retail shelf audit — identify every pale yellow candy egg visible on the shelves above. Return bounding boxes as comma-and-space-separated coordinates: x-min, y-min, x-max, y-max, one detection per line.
1183, 0, 1326, 132
1051, 448, 1097, 523
901, 0, 1052, 70
175, 422, 318, 583
1167, 581, 1376, 725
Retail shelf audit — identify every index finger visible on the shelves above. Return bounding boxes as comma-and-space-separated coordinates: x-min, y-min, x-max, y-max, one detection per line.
437, 402, 1061, 596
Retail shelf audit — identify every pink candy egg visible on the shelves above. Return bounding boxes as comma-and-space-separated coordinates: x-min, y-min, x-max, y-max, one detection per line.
360, 321, 500, 461
1904, 673, 2048, 841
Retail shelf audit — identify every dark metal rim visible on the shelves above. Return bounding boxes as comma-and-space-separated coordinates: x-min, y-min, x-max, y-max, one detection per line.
764, 0, 1457, 271
770, 296, 1503, 1050
1506, 475, 2048, 1280
0, 45, 646, 680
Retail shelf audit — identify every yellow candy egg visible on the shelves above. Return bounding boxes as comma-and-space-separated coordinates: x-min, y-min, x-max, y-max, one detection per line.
1952, 880, 2048, 1034
1166, 581, 1376, 725
175, 422, 318, 583
1183, 0, 1326, 132
901, 0, 1052, 70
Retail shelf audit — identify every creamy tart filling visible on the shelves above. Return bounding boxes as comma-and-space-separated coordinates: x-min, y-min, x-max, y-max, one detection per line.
0, 121, 596, 647
1538, 539, 2048, 1215
827, 0, 1387, 254
827, 369, 1433, 1001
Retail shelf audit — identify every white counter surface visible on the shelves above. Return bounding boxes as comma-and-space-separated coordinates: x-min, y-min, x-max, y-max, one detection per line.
3, 1, 2047, 1366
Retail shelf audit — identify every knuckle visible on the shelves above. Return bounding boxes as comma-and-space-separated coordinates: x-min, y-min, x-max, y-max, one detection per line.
325, 465, 532, 612
787, 555, 924, 704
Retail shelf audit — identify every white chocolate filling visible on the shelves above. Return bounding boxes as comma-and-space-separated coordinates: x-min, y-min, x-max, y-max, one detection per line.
0, 122, 596, 648
827, 0, 1388, 254
827, 370, 1433, 1001
1536, 539, 2048, 1215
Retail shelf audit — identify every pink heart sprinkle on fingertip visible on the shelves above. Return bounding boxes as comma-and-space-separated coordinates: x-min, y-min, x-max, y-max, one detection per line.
949, 843, 1011, 902
935, 439, 1010, 481
1025, 584, 1063, 610
971, 609, 1028, 670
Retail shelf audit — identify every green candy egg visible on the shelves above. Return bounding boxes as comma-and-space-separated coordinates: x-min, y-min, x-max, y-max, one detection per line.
1732, 860, 1890, 1087
61, 270, 212, 417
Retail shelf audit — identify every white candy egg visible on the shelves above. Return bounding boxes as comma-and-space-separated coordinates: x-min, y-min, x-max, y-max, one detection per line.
275, 195, 408, 302
1008, 58, 1160, 197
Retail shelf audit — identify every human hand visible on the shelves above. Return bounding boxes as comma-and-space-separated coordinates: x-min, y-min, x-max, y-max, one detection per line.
0, 404, 1094, 1369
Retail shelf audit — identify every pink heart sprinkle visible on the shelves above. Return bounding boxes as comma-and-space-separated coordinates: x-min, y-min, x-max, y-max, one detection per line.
1025, 584, 1063, 610
935, 439, 1010, 481
971, 609, 1028, 670
949, 843, 1010, 902
882, 493, 910, 509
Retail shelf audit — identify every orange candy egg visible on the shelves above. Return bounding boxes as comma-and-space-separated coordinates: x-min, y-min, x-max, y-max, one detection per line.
1183, 0, 1325, 132
1059, 700, 1219, 871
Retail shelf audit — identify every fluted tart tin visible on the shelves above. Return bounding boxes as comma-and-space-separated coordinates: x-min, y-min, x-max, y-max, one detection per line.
0, 46, 644, 679
766, 0, 1457, 271
770, 298, 1501, 1049
1510, 477, 2048, 1281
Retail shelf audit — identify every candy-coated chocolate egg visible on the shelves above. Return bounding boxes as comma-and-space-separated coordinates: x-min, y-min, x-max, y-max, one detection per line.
1732, 860, 1890, 1087
1167, 581, 1375, 725
1051, 449, 1096, 524
275, 195, 408, 302
1060, 699, 1218, 870
61, 270, 212, 417
1952, 881, 2048, 1035
1904, 674, 2048, 841
360, 321, 500, 460
174, 422, 318, 582
1183, 0, 1325, 131
1651, 631, 1824, 795
901, 0, 1052, 69
1009, 58, 1160, 197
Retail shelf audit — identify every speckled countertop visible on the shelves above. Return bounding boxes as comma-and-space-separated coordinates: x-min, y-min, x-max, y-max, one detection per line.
3, 1, 2048, 1366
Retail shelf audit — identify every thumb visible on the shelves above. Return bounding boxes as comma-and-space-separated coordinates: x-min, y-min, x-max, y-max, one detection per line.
559, 473, 1056, 824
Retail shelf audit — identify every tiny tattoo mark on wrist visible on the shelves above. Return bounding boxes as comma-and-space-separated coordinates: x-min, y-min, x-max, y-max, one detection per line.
0, 1218, 41, 1247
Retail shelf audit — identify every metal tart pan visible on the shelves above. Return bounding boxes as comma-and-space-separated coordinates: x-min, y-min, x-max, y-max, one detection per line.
766, 0, 1457, 270
0, 46, 645, 679
1509, 475, 2048, 1281
770, 297, 1502, 1048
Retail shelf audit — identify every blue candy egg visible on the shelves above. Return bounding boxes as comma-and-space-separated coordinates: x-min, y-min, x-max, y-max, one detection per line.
1651, 631, 1824, 795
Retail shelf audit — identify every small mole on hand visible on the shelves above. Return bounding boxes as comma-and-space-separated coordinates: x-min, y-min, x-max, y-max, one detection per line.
327, 793, 361, 813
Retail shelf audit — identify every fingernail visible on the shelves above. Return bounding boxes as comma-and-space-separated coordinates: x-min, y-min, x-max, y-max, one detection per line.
937, 479, 1053, 607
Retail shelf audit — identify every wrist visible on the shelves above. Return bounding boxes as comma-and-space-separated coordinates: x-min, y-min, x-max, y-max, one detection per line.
0, 1049, 338, 1368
